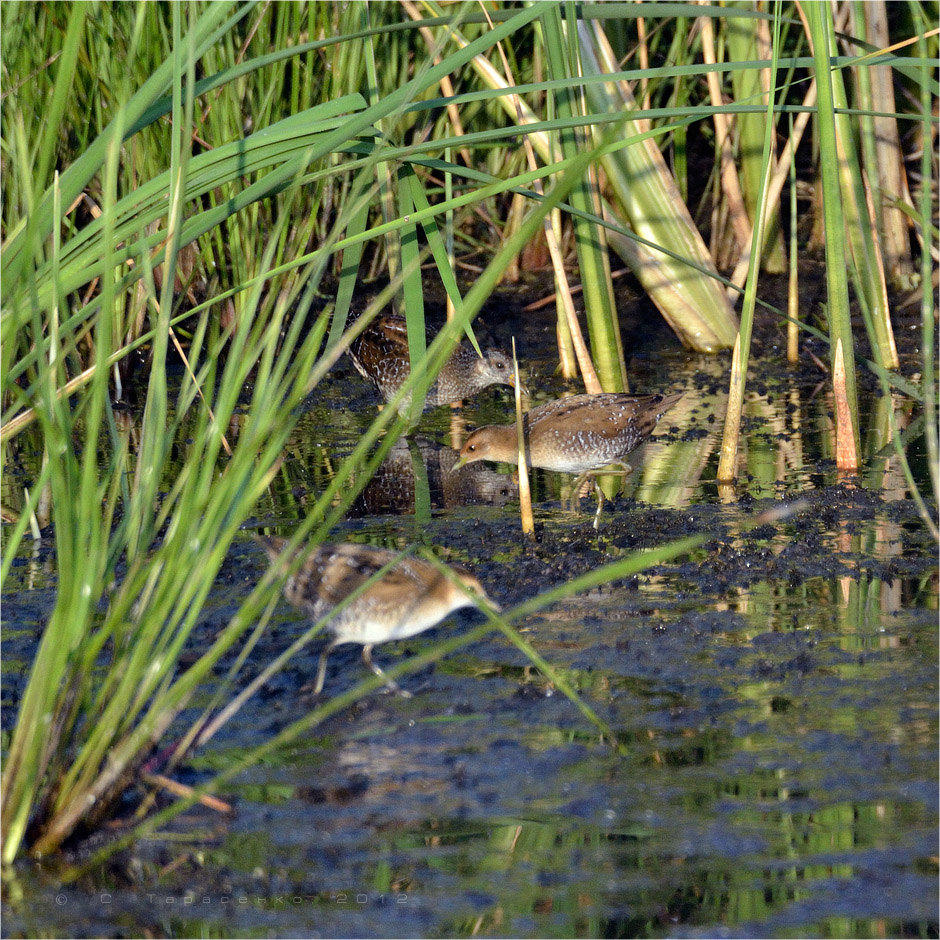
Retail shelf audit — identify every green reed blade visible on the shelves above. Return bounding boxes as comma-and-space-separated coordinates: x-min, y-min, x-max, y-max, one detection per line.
826, 27, 899, 373
1, 1, 245, 290
806, 0, 861, 463
544, 4, 625, 391
727, 2, 787, 274
398, 169, 428, 423
912, 6, 938, 505
717, 1, 786, 483
577, 17, 739, 353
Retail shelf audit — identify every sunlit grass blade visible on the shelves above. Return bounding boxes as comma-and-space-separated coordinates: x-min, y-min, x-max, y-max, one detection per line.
0, 1, 246, 290
577, 18, 739, 353
546, 4, 625, 392
781, 114, 799, 366
397, 168, 428, 423
851, 0, 917, 291
912, 5, 938, 506
717, 2, 788, 484
806, 0, 861, 469
726, 2, 787, 274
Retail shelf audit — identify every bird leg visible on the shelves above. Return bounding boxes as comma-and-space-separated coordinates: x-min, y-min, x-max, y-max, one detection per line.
362, 644, 413, 698
311, 638, 340, 696
605, 460, 633, 475
592, 480, 605, 530
589, 462, 633, 529
566, 472, 594, 512
568, 471, 623, 529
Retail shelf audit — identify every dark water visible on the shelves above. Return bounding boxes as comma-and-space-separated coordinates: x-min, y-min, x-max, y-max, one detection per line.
2, 319, 937, 938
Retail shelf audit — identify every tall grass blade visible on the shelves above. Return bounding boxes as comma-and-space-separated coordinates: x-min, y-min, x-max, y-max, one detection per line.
1, 1, 245, 290
548, 5, 625, 391
577, 18, 739, 353
806, 0, 862, 465
787, 113, 800, 364
853, 0, 917, 290
817, 11, 899, 371
717, 1, 785, 484
911, 2, 938, 506
726, 2, 786, 273
397, 169, 428, 423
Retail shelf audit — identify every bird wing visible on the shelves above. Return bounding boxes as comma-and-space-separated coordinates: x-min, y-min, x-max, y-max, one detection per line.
313, 545, 425, 610
533, 393, 676, 443
530, 393, 631, 424
349, 315, 410, 376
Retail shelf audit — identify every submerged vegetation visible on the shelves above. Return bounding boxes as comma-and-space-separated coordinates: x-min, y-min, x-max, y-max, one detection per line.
1, 0, 936, 871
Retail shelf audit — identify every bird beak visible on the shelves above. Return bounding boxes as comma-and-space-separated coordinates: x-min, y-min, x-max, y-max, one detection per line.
452, 454, 468, 471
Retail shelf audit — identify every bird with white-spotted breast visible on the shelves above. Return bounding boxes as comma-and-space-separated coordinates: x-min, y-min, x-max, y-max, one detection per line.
454, 392, 683, 474
454, 392, 683, 527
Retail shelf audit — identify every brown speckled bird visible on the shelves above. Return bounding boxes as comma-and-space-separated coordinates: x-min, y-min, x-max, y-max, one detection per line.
257, 537, 498, 697
455, 393, 682, 473
349, 314, 515, 411
454, 392, 682, 526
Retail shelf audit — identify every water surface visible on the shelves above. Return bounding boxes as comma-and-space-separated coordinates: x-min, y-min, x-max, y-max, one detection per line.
3, 321, 936, 938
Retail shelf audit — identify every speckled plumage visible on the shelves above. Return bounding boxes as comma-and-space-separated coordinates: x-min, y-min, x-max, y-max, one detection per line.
349, 314, 514, 410
455, 392, 683, 473
257, 537, 496, 695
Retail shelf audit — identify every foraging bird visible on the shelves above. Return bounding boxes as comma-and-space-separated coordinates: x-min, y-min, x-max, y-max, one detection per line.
349, 313, 515, 411
257, 536, 498, 697
454, 392, 683, 525
455, 392, 682, 473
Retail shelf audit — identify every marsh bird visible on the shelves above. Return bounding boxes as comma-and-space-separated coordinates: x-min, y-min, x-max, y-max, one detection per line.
454, 392, 683, 525
257, 536, 498, 697
349, 313, 516, 411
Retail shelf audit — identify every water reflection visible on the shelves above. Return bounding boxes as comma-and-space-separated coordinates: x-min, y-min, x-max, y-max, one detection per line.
349, 437, 518, 517
2, 346, 937, 939
2, 354, 929, 527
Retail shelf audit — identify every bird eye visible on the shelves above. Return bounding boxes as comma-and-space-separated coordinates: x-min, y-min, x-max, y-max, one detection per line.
468, 444, 477, 452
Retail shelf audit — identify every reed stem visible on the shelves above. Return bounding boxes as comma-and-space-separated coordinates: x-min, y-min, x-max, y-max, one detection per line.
806, 0, 861, 466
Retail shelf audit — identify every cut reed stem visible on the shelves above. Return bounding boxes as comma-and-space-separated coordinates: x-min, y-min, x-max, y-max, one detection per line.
512, 337, 535, 538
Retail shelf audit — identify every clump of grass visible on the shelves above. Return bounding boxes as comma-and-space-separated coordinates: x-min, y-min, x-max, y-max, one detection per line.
0, 2, 624, 862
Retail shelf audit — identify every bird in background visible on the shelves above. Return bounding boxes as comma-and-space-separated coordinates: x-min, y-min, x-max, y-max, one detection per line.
349, 313, 516, 412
